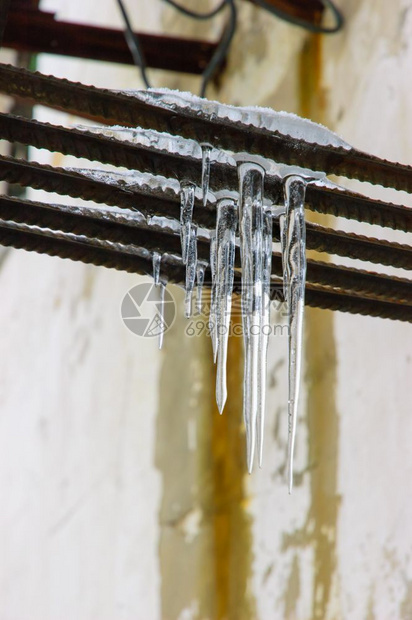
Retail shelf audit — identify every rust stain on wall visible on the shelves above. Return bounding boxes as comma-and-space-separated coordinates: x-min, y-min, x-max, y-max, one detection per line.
301, 35, 340, 620
283, 34, 341, 619
156, 292, 255, 619
208, 309, 256, 620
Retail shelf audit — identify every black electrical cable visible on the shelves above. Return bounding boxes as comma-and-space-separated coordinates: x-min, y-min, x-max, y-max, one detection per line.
252, 0, 344, 34
161, 0, 228, 20
116, 0, 151, 88
116, 0, 236, 97
117, 0, 342, 95
200, 0, 237, 97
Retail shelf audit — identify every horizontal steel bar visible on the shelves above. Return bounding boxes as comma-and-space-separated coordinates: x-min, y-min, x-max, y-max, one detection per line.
2, 9, 217, 74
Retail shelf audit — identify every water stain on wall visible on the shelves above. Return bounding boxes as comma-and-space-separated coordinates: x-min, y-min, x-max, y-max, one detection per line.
283, 34, 341, 620
156, 291, 255, 619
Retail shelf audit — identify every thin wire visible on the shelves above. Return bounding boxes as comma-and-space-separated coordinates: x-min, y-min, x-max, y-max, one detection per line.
252, 0, 344, 34
161, 0, 228, 19
160, 0, 237, 97
116, 0, 151, 88
200, 0, 237, 97
116, 0, 236, 97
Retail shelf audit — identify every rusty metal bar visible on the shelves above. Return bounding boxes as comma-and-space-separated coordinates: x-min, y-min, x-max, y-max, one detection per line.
2, 8, 218, 74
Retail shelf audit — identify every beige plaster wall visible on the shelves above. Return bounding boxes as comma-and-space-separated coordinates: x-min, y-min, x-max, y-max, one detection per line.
0, 1, 411, 619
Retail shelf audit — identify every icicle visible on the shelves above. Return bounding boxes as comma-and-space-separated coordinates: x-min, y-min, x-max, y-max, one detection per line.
257, 208, 273, 467
283, 175, 308, 494
152, 251, 161, 286
158, 282, 166, 350
209, 232, 218, 362
196, 260, 208, 315
201, 144, 212, 207
215, 198, 238, 414
151, 252, 165, 349
180, 183, 195, 264
185, 223, 198, 318
238, 162, 265, 473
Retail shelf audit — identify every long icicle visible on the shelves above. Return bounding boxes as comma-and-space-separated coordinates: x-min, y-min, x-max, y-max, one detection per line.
215, 198, 238, 414
238, 162, 265, 473
158, 281, 166, 350
209, 231, 218, 362
257, 208, 273, 467
283, 175, 308, 493
152, 251, 165, 349
180, 182, 195, 265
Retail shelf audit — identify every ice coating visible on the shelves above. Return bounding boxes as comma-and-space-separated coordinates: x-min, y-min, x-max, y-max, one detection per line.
238, 162, 265, 472
70, 165, 183, 200
135, 87, 352, 150
152, 251, 166, 349
283, 176, 308, 494
214, 198, 238, 414
77, 123, 201, 161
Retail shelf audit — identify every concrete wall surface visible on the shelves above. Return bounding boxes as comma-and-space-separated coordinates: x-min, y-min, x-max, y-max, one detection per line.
0, 1, 411, 619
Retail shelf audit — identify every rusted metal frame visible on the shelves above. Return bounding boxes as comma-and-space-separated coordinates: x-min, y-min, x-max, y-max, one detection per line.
1, 192, 411, 305
245, 0, 324, 23
2, 9, 218, 74
1, 112, 412, 233
0, 219, 411, 323
1, 64, 412, 192
1, 154, 411, 271
0, 0, 11, 47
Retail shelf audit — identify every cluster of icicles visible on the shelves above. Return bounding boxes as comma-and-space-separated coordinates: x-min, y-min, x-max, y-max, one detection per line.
81, 89, 350, 492
179, 163, 308, 493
